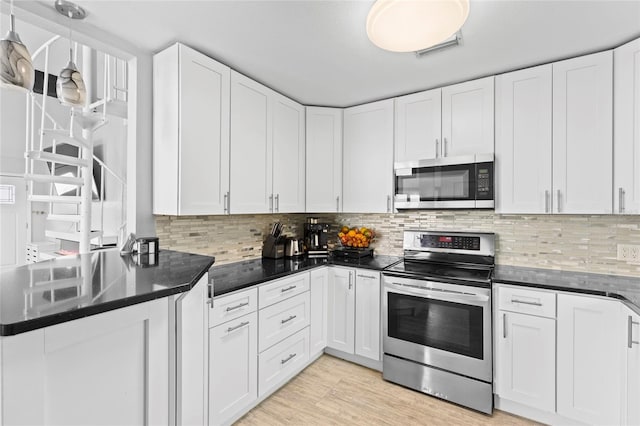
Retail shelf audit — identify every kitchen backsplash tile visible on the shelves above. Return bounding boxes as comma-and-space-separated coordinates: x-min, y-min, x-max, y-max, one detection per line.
155, 211, 640, 277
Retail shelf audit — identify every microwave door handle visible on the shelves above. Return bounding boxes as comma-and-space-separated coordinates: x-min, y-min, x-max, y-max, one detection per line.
384, 282, 489, 305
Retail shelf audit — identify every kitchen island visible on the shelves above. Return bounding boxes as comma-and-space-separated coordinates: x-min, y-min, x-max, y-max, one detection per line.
0, 249, 214, 426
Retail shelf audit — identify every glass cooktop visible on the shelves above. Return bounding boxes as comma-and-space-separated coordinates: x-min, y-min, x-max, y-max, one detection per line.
384, 260, 493, 284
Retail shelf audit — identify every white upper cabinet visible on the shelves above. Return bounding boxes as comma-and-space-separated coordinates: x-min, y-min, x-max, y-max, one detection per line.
614, 37, 640, 215
442, 76, 495, 157
495, 64, 553, 214
343, 99, 394, 213
272, 94, 306, 213
230, 72, 305, 214
153, 43, 231, 215
394, 88, 442, 162
230, 71, 274, 214
552, 51, 613, 214
306, 107, 343, 212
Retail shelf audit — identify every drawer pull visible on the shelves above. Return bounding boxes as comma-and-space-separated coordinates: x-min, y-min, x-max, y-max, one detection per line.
281, 314, 297, 324
281, 353, 297, 364
226, 302, 249, 312
357, 274, 377, 280
629, 316, 639, 348
511, 299, 543, 307
227, 321, 249, 333
281, 285, 297, 293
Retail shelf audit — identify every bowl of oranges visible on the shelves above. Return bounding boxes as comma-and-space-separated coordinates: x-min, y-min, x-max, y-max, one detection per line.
337, 226, 375, 249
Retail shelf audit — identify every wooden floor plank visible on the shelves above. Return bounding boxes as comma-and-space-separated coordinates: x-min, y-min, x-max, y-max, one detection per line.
236, 355, 541, 426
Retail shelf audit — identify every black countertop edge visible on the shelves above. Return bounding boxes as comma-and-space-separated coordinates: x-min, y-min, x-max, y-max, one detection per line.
0, 286, 190, 337
493, 265, 640, 315
210, 255, 402, 298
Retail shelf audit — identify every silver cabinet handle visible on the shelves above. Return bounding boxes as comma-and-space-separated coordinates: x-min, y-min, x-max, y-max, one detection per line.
435, 138, 440, 158
556, 190, 561, 213
387, 195, 392, 213
281, 285, 296, 293
443, 137, 448, 157
348, 271, 353, 290
226, 302, 249, 312
207, 278, 214, 306
619, 187, 626, 214
223, 192, 229, 214
281, 353, 296, 364
545, 190, 550, 213
281, 314, 297, 324
357, 274, 377, 280
227, 321, 249, 333
629, 316, 639, 348
503, 313, 507, 339
275, 194, 280, 212
269, 194, 274, 213
511, 299, 543, 307
336, 196, 340, 212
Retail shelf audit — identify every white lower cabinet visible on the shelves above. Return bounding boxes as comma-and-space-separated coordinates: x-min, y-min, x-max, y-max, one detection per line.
258, 327, 310, 397
327, 267, 381, 362
310, 267, 329, 356
557, 293, 623, 425
258, 291, 310, 352
625, 306, 640, 425
208, 290, 258, 426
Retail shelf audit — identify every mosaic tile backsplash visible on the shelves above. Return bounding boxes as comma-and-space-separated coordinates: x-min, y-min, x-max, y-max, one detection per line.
155, 211, 640, 277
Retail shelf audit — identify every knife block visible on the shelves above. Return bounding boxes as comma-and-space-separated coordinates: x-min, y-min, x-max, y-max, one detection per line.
262, 235, 285, 259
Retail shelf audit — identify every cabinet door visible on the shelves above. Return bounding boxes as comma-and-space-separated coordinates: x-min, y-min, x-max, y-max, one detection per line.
273, 94, 305, 213
495, 65, 552, 214
209, 312, 258, 426
153, 43, 230, 215
552, 51, 613, 214
343, 99, 394, 213
625, 307, 640, 425
310, 267, 329, 356
442, 76, 494, 157
614, 38, 640, 214
354, 270, 380, 361
230, 71, 273, 214
395, 88, 442, 162
306, 107, 343, 213
496, 310, 555, 412
557, 293, 623, 425
327, 267, 355, 354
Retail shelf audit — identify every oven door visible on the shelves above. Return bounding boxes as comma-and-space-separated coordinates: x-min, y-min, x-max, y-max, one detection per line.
382, 274, 492, 382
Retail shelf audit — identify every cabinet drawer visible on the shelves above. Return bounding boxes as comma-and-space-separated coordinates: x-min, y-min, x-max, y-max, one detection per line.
259, 292, 310, 352
259, 272, 310, 309
258, 327, 310, 397
497, 284, 556, 318
210, 288, 258, 327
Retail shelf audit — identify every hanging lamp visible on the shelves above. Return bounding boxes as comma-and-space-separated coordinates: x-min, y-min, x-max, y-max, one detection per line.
54, 0, 87, 107
0, 0, 35, 91
366, 0, 470, 53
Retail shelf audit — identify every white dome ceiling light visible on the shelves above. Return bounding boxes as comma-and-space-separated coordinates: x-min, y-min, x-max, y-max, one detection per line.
366, 0, 470, 53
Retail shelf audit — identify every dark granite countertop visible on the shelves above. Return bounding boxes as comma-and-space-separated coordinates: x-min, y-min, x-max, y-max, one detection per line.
494, 265, 640, 315
209, 254, 401, 297
0, 249, 214, 336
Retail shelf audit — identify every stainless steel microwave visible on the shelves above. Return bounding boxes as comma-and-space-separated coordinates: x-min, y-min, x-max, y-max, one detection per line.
394, 154, 494, 209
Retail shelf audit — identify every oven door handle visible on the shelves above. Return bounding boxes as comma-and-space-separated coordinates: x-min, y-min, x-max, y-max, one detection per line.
384, 282, 490, 304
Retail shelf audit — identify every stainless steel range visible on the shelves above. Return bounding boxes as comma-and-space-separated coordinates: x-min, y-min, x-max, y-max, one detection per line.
382, 230, 495, 414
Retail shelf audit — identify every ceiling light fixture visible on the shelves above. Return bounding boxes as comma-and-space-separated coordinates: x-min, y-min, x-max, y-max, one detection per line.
366, 0, 470, 53
54, 0, 87, 107
0, 0, 35, 91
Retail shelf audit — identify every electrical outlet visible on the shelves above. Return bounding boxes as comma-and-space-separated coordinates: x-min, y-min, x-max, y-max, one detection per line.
617, 244, 640, 263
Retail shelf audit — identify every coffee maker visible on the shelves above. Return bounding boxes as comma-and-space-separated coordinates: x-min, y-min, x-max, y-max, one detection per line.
304, 218, 329, 257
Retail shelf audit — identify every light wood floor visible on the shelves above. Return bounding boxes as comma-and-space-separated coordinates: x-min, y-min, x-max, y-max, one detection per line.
236, 355, 541, 425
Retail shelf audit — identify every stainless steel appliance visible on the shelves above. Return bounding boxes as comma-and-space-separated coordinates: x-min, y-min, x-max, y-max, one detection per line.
394, 154, 494, 209
284, 237, 304, 258
382, 230, 495, 414
304, 219, 329, 257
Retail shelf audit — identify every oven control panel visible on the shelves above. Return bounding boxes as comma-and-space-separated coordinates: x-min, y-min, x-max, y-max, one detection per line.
420, 234, 480, 250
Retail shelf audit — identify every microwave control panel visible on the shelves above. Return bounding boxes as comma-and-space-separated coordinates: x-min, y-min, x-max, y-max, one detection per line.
475, 162, 494, 200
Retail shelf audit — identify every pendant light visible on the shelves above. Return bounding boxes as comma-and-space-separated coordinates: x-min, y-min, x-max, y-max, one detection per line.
0, 0, 35, 91
55, 0, 86, 107
366, 0, 470, 53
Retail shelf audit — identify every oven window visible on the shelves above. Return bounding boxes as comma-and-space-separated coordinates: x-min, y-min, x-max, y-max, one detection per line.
387, 292, 483, 359
396, 164, 475, 201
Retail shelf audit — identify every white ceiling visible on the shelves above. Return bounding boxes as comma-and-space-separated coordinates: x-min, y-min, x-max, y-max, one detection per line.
16, 0, 640, 107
